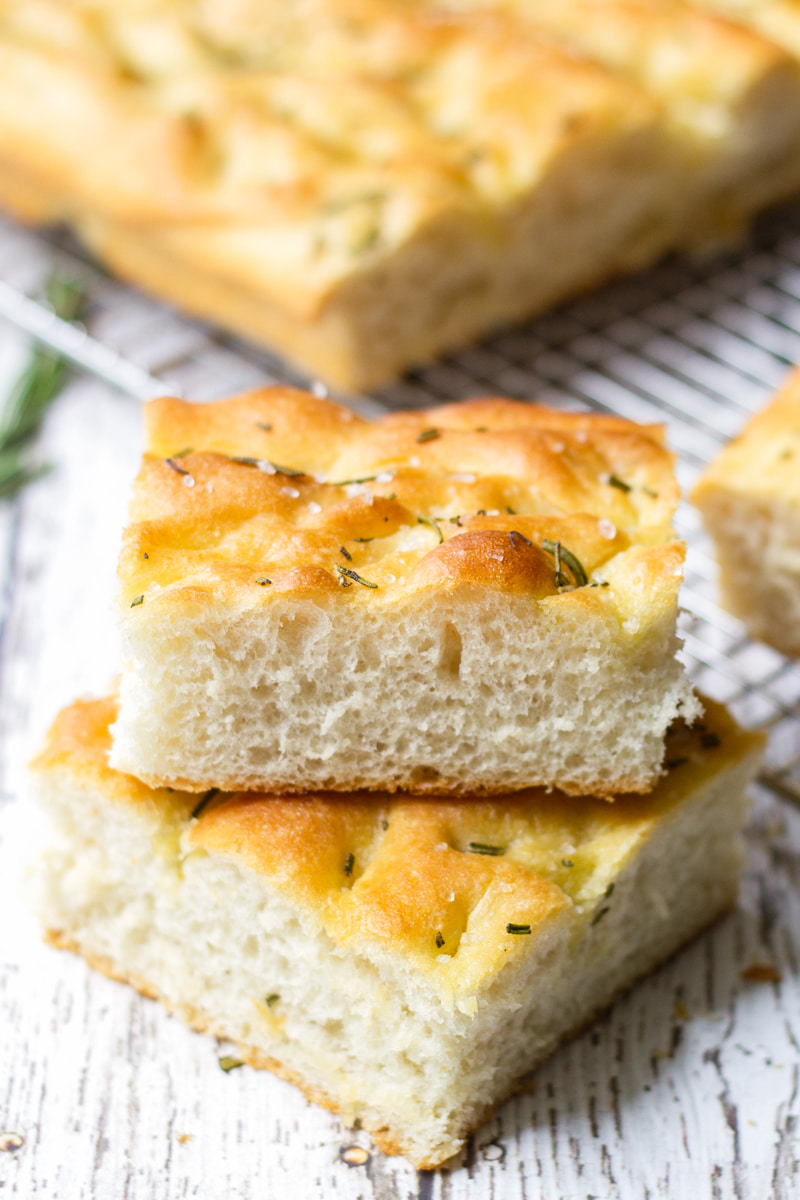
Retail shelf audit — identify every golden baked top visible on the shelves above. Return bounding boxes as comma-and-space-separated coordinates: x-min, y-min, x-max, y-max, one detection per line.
692, 367, 800, 506
0, 0, 666, 319
32, 694, 763, 1003
118, 388, 685, 625
694, 0, 800, 59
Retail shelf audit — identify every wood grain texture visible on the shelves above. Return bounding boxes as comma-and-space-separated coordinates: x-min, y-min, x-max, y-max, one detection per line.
0, 336, 799, 1199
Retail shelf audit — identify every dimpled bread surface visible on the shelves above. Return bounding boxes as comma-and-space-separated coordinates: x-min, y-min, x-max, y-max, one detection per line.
31, 694, 764, 1167
110, 388, 700, 797
3, 0, 800, 385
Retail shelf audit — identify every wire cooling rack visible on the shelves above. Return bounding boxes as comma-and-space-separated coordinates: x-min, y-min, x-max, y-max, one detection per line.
1, 207, 799, 803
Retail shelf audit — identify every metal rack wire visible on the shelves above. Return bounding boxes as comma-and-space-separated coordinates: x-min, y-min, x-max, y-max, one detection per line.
1, 207, 798, 802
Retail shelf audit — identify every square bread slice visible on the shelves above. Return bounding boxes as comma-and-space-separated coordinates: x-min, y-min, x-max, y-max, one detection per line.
111, 388, 700, 798
30, 695, 764, 1168
692, 368, 800, 657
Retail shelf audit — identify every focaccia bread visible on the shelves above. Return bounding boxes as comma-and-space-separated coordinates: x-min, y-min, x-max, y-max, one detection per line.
453, 0, 800, 247
2, 0, 800, 388
29, 695, 764, 1168
111, 387, 700, 797
692, 368, 800, 657
694, 1, 800, 59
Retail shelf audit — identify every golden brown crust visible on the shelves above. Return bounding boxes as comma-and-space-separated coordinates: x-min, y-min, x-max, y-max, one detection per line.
692, 366, 800, 507
119, 387, 683, 622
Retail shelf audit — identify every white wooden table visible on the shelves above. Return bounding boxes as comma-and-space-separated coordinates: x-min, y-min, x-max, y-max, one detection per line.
1, 213, 800, 1199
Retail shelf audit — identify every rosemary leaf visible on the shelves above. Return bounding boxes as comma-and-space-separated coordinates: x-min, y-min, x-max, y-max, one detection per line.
0, 277, 87, 500
606, 474, 631, 493
506, 923, 532, 935
467, 842, 505, 857
418, 514, 443, 544
218, 1056, 244, 1073
191, 788, 220, 820
542, 538, 588, 589
335, 565, 378, 589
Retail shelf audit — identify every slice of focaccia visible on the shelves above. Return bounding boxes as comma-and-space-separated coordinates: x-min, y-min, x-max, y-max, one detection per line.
692, 368, 800, 657
111, 388, 700, 798
30, 695, 764, 1169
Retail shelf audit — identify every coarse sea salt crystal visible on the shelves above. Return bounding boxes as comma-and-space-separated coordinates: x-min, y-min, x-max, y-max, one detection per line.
598, 518, 616, 540
314, 472, 328, 484
450, 472, 476, 483
434, 842, 448, 851
283, 486, 300, 498
182, 474, 195, 488
311, 380, 328, 398
375, 471, 394, 483
308, 501, 322, 514
409, 455, 421, 468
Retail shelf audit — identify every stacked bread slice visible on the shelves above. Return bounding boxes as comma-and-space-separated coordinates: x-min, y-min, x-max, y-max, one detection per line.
29, 388, 764, 1167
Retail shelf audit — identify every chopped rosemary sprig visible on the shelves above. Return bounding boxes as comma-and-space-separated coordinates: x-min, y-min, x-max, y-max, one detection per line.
467, 842, 505, 857
165, 456, 190, 475
561, 859, 574, 868
230, 456, 305, 477
218, 1056, 244, 1073
191, 788, 220, 820
449, 515, 463, 526
418, 515, 443, 544
591, 907, 610, 927
604, 882, 615, 899
506, 923, 532, 935
339, 545, 353, 560
509, 530, 533, 551
435, 931, 445, 949
344, 852, 355, 877
0, 277, 87, 500
701, 732, 721, 749
255, 577, 272, 586
330, 473, 382, 486
606, 474, 631, 493
335, 565, 378, 589
353, 536, 375, 543
256, 422, 272, 432
265, 993, 280, 1007
130, 594, 144, 608
416, 428, 440, 443
542, 539, 588, 589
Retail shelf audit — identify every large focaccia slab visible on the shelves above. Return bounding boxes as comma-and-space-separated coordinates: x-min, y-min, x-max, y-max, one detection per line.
692, 367, 800, 657
30, 695, 764, 1167
2, 0, 800, 387
111, 387, 700, 797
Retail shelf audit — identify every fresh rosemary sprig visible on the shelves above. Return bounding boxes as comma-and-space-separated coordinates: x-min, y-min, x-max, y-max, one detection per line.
0, 277, 87, 500
542, 538, 589, 590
